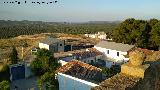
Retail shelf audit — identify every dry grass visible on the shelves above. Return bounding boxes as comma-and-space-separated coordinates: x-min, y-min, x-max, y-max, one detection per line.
0, 63, 3, 71
0, 33, 47, 61
0, 33, 99, 63
58, 33, 100, 45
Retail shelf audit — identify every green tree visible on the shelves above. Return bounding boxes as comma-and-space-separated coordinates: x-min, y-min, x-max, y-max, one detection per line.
101, 66, 120, 78
30, 49, 60, 90
30, 49, 60, 75
112, 18, 160, 50
0, 64, 10, 81
37, 72, 59, 90
0, 80, 9, 90
36, 49, 52, 58
30, 58, 43, 76
0, 20, 118, 39
10, 46, 18, 64
149, 18, 159, 26
151, 22, 160, 50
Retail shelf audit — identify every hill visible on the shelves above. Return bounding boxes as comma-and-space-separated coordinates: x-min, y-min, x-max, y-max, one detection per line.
0, 20, 119, 39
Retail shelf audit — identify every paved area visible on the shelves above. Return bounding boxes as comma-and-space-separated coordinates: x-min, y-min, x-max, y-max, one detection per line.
10, 77, 38, 90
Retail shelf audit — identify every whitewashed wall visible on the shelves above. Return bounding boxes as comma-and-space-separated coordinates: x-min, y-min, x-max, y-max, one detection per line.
58, 73, 98, 90
105, 61, 113, 68
83, 57, 95, 63
39, 41, 64, 52
25, 63, 33, 78
39, 43, 50, 50
97, 35, 106, 40
94, 46, 129, 67
81, 55, 103, 64
95, 55, 103, 60
57, 41, 65, 52
59, 60, 68, 66
94, 46, 127, 61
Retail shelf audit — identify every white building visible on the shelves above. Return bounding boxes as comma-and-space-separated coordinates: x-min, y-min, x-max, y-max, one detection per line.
73, 48, 103, 65
84, 32, 107, 40
54, 48, 104, 67
56, 60, 102, 90
94, 41, 135, 67
39, 38, 64, 52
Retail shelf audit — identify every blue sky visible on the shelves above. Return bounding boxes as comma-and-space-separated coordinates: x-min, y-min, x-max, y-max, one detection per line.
0, 0, 160, 22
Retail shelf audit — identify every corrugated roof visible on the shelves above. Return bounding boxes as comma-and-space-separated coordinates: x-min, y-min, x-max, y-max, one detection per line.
40, 38, 61, 45
95, 41, 135, 52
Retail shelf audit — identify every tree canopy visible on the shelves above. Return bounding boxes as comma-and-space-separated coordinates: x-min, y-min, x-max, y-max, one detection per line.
0, 80, 9, 90
0, 20, 118, 39
112, 18, 160, 50
37, 72, 59, 90
0, 64, 10, 82
151, 22, 160, 50
30, 49, 60, 90
30, 49, 60, 76
10, 46, 18, 64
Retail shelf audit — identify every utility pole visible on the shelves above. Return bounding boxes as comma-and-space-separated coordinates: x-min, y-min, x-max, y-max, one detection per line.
22, 46, 23, 59
22, 45, 24, 61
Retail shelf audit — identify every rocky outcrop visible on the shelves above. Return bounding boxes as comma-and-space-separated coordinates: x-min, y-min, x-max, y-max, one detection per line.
91, 73, 140, 90
132, 61, 160, 90
121, 50, 150, 78
121, 63, 150, 79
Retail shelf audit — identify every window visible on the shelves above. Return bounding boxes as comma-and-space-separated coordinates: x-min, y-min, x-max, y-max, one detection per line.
107, 50, 109, 54
117, 52, 119, 56
91, 60, 94, 64
60, 44, 62, 46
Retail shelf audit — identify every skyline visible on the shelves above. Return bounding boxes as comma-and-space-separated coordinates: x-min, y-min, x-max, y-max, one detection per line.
0, 0, 160, 22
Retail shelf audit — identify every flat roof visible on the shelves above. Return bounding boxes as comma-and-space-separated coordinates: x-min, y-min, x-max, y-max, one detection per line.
40, 38, 62, 45
95, 41, 135, 52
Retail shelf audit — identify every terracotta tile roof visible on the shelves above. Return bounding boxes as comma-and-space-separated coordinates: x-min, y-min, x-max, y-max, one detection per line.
56, 60, 103, 83
54, 48, 102, 58
57, 60, 102, 73
92, 73, 140, 90
54, 49, 86, 58
132, 48, 160, 61
73, 49, 102, 60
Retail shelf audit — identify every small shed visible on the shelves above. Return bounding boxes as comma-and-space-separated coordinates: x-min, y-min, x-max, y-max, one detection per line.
10, 64, 25, 81
39, 38, 65, 52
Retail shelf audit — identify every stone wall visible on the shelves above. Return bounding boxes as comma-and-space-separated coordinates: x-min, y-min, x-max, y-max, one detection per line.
91, 50, 160, 90
121, 50, 150, 78
131, 61, 160, 90
121, 63, 149, 78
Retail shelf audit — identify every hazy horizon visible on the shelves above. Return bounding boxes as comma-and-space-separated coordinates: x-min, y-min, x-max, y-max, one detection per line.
0, 0, 160, 22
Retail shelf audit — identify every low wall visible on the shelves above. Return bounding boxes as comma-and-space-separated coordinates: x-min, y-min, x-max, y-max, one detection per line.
121, 63, 150, 78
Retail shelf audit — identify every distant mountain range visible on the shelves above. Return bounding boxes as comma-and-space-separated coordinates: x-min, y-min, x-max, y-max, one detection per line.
87, 21, 121, 24
0, 20, 121, 24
